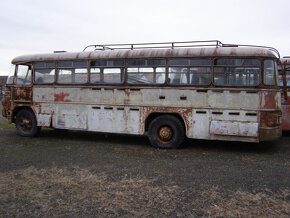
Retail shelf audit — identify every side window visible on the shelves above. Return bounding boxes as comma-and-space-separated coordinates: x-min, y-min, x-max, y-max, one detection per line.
90, 68, 101, 83
34, 62, 55, 84
58, 69, 73, 84
264, 60, 277, 86
127, 59, 166, 84
287, 70, 290, 87
57, 61, 88, 84
90, 60, 124, 84
16, 65, 31, 86
214, 58, 260, 86
168, 59, 210, 85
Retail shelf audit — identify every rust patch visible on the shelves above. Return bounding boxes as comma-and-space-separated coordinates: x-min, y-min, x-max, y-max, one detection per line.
13, 87, 32, 102
260, 111, 281, 128
262, 92, 277, 109
281, 105, 290, 130
54, 93, 71, 102
124, 89, 130, 97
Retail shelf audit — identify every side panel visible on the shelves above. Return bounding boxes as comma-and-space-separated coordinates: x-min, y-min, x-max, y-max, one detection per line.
32, 87, 280, 142
88, 106, 141, 134
210, 120, 258, 137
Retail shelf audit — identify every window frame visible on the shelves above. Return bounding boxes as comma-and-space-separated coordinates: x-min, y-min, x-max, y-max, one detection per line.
168, 58, 211, 87
15, 64, 32, 86
126, 58, 166, 85
263, 59, 278, 87
213, 58, 262, 87
89, 59, 125, 85
56, 60, 89, 85
33, 61, 56, 85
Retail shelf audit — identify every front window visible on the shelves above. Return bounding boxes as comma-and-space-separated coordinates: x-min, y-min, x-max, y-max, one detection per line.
16, 65, 31, 85
263, 59, 277, 86
6, 64, 16, 84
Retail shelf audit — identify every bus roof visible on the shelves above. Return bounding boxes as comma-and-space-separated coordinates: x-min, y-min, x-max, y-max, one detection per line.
12, 47, 278, 64
280, 57, 290, 65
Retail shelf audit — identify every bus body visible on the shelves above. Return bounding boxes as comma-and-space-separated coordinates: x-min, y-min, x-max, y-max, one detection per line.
279, 57, 290, 130
1, 41, 282, 148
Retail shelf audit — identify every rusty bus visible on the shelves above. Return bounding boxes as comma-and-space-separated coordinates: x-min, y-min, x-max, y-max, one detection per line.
279, 57, 290, 130
1, 41, 282, 148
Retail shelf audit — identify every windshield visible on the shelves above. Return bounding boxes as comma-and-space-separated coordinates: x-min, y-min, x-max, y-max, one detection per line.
6, 64, 15, 84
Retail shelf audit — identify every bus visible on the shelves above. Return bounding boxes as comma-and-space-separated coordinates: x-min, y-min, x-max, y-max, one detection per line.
1, 40, 282, 148
279, 57, 290, 130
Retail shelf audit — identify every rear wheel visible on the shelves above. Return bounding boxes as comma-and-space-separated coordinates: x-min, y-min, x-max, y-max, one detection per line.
148, 115, 185, 149
15, 109, 40, 137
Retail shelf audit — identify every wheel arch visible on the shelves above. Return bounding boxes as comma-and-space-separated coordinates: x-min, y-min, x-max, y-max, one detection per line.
145, 112, 187, 136
12, 106, 36, 123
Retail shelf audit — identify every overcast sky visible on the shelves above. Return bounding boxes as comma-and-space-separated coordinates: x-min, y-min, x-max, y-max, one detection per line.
0, 0, 290, 76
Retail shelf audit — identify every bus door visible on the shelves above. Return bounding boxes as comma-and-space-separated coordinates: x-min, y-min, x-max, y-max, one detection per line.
13, 64, 33, 103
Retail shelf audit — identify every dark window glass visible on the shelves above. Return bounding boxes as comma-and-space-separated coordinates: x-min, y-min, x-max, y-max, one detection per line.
58, 61, 73, 68
57, 61, 87, 68
127, 59, 165, 66
168, 59, 210, 66
74, 61, 88, 68
34, 62, 55, 68
90, 60, 124, 67
215, 58, 260, 66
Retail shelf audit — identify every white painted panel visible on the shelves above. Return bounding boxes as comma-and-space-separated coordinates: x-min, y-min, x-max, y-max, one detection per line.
37, 114, 51, 126
190, 111, 210, 139
54, 104, 87, 130
210, 120, 258, 137
87, 106, 140, 134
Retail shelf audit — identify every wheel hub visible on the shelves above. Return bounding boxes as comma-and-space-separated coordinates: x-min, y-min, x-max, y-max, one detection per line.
158, 126, 173, 142
20, 117, 32, 131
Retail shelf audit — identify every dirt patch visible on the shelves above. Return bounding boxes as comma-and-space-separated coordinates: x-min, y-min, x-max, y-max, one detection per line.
0, 166, 289, 217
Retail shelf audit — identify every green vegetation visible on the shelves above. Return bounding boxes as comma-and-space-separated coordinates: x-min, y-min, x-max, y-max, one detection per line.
0, 104, 14, 129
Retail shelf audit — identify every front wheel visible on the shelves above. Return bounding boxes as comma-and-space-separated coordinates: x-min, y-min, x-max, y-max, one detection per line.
15, 109, 40, 137
148, 115, 185, 149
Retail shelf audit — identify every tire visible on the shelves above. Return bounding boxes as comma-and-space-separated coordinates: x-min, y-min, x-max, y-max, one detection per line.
148, 115, 185, 149
15, 109, 40, 137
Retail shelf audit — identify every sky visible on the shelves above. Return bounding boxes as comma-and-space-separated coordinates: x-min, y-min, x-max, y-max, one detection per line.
0, 0, 290, 76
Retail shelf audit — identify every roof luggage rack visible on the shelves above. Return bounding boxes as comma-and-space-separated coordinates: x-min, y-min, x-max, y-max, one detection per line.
83, 40, 280, 58
83, 40, 223, 51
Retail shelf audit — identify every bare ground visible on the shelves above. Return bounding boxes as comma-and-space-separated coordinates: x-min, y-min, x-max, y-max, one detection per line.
0, 105, 289, 217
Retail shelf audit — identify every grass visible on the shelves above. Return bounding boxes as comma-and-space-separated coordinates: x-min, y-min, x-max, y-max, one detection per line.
0, 166, 289, 217
0, 104, 14, 129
